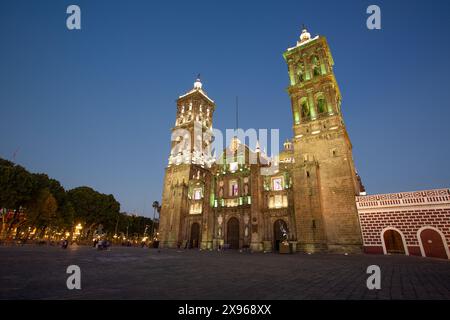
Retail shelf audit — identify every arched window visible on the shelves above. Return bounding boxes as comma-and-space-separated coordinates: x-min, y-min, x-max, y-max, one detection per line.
313, 66, 321, 77
317, 96, 327, 114
300, 99, 310, 119
312, 55, 319, 64
296, 63, 304, 83
311, 55, 321, 77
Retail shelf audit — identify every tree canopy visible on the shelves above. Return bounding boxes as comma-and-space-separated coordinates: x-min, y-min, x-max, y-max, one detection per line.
0, 157, 154, 241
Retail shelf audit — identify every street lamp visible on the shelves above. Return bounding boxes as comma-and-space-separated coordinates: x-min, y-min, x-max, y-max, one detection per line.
151, 201, 160, 240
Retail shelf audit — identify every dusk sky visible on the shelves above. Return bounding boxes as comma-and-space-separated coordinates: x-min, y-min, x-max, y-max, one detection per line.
1, 0, 449, 217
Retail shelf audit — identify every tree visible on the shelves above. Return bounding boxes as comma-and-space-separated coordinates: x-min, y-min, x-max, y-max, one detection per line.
0, 161, 35, 239
0, 163, 35, 210
0, 157, 155, 243
23, 189, 58, 239
67, 187, 120, 238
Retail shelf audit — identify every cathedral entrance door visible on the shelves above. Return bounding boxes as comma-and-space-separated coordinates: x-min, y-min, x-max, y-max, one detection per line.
273, 219, 288, 252
190, 223, 200, 249
227, 218, 240, 249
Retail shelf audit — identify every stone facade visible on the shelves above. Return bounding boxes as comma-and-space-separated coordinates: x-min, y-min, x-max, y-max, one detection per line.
158, 28, 365, 253
284, 29, 363, 253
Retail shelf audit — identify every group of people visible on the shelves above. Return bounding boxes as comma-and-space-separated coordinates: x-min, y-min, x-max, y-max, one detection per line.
93, 239, 110, 250
59, 238, 158, 250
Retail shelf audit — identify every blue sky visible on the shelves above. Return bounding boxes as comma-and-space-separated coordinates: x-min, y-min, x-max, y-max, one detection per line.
1, 0, 449, 217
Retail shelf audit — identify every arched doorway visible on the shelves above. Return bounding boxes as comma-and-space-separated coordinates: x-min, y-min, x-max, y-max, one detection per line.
190, 223, 200, 249
419, 227, 449, 259
273, 219, 288, 252
227, 218, 240, 249
383, 228, 406, 254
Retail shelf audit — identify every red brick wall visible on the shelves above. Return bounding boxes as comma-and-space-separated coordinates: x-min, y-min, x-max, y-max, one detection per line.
358, 207, 450, 256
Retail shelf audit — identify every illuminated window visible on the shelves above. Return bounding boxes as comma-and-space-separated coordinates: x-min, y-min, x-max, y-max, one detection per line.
272, 177, 284, 191
229, 162, 238, 173
297, 64, 304, 82
193, 188, 202, 200
301, 100, 309, 118
229, 180, 239, 197
312, 55, 321, 77
317, 97, 326, 114
189, 202, 202, 214
274, 195, 283, 208
313, 66, 321, 76
225, 198, 239, 207
268, 194, 288, 209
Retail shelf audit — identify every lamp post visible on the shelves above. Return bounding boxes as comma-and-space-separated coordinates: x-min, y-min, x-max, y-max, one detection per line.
151, 201, 159, 239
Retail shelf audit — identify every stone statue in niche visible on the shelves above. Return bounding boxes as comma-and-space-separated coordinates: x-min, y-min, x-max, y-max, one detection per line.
243, 177, 249, 196
279, 221, 289, 243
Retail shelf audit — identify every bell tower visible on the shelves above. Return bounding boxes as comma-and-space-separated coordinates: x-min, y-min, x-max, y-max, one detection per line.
283, 28, 362, 253
159, 76, 216, 248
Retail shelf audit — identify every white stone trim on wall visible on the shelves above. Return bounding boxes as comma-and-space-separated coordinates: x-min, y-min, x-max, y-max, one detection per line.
416, 226, 450, 259
380, 227, 409, 256
357, 203, 450, 214
356, 188, 450, 210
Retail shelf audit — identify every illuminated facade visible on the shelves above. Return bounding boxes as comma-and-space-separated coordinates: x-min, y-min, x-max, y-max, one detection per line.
158, 28, 450, 257
158, 28, 364, 253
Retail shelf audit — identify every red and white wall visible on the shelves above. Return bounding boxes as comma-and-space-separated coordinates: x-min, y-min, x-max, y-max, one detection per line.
356, 189, 450, 259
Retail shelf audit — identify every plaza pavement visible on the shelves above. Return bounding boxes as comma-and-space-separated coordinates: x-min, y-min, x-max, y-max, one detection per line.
0, 245, 449, 300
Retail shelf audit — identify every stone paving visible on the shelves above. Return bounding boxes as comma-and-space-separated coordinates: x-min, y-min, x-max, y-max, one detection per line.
0, 245, 449, 300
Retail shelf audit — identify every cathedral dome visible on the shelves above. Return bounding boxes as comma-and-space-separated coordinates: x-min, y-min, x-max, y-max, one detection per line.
194, 77, 202, 90
300, 27, 311, 43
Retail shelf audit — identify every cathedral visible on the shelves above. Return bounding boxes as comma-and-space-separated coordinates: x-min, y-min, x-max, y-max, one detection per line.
158, 27, 366, 254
